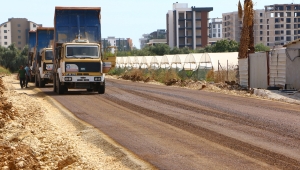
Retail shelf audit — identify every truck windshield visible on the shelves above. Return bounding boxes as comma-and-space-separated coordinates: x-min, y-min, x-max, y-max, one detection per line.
45, 50, 53, 60
66, 46, 99, 58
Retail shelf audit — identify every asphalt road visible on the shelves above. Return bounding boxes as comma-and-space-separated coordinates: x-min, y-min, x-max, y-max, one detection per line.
41, 78, 300, 170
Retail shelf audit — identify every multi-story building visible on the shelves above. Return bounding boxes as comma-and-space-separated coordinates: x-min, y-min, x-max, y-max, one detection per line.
101, 36, 133, 51
150, 29, 166, 39
166, 2, 213, 49
222, 11, 242, 43
139, 34, 150, 49
209, 18, 223, 44
223, 3, 300, 47
0, 18, 41, 49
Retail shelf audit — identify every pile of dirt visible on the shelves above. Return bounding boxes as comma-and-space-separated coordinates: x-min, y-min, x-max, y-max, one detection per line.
0, 77, 40, 169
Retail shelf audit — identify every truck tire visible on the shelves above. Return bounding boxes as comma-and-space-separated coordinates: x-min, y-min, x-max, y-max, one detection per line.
56, 75, 64, 94
98, 82, 105, 94
53, 74, 57, 92
35, 75, 39, 87
38, 74, 45, 88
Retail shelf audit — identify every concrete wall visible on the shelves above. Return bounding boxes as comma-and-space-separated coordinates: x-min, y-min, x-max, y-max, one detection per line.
285, 43, 300, 89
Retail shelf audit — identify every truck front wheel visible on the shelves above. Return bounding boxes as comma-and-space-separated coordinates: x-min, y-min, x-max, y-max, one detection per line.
56, 75, 64, 94
98, 82, 105, 94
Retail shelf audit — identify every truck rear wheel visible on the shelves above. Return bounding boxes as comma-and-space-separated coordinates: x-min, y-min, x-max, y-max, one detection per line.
53, 74, 57, 92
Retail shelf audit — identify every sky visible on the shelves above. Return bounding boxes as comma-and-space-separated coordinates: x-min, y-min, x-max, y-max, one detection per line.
1, 0, 299, 49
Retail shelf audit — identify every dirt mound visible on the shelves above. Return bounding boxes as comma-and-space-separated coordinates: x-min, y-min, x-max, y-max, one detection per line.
0, 76, 40, 169
0, 140, 40, 169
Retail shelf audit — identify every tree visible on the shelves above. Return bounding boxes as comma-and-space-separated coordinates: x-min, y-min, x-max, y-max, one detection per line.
170, 47, 182, 54
2, 44, 19, 71
255, 43, 270, 52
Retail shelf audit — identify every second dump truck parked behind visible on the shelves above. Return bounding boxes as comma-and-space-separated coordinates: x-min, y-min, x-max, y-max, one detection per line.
34, 27, 54, 87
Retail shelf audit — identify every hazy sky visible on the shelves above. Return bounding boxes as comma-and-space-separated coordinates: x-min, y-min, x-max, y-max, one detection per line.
1, 0, 298, 48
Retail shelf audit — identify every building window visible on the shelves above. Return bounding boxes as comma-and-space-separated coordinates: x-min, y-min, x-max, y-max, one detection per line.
213, 34, 216, 37
18, 41, 21, 45
260, 25, 263, 29
18, 47, 21, 50
267, 37, 269, 41
18, 30, 21, 33
260, 37, 263, 41
18, 36, 21, 39
4, 42, 7, 45
218, 33, 220, 37
18, 24, 20, 27
260, 31, 263, 35
267, 31, 269, 35
260, 13, 263, 17
4, 30, 7, 33
213, 25, 215, 28
4, 36, 7, 39
4, 24, 7, 27
33, 24, 36, 27
260, 19, 263, 23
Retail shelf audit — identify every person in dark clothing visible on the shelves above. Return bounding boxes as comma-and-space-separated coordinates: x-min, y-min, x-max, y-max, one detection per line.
17, 65, 26, 88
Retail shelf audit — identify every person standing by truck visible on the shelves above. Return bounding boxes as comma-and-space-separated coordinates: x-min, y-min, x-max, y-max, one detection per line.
17, 65, 26, 88
24, 64, 31, 88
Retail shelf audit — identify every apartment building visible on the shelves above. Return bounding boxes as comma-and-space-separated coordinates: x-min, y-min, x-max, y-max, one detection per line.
139, 34, 151, 49
166, 2, 213, 49
0, 18, 41, 49
209, 18, 223, 44
222, 11, 242, 43
223, 3, 300, 47
101, 36, 133, 51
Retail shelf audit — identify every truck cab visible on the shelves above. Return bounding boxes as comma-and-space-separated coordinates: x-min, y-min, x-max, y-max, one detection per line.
54, 39, 104, 94
35, 48, 54, 87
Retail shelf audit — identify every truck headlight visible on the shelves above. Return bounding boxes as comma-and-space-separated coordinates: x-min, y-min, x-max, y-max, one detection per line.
94, 77, 101, 81
64, 77, 72, 81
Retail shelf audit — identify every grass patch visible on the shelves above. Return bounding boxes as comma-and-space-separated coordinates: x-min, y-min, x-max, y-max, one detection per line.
0, 66, 11, 75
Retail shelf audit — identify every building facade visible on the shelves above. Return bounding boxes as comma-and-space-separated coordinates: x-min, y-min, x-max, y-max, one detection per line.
222, 11, 242, 43
166, 3, 213, 49
0, 18, 41, 49
101, 36, 133, 52
209, 18, 223, 44
223, 3, 300, 47
139, 34, 150, 49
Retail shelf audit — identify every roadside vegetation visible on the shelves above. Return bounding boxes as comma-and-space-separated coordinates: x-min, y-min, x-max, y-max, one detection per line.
108, 66, 238, 87
116, 39, 270, 56
0, 66, 11, 75
0, 44, 28, 73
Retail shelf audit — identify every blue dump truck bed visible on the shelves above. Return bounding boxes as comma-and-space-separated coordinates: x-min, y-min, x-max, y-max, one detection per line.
28, 31, 36, 52
54, 7, 101, 44
36, 27, 54, 54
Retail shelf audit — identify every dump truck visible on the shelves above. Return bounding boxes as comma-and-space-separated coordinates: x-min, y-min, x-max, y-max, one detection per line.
28, 30, 37, 82
34, 27, 54, 87
53, 7, 116, 94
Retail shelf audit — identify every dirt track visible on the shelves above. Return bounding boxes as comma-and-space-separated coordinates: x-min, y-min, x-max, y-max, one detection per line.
40, 78, 300, 169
